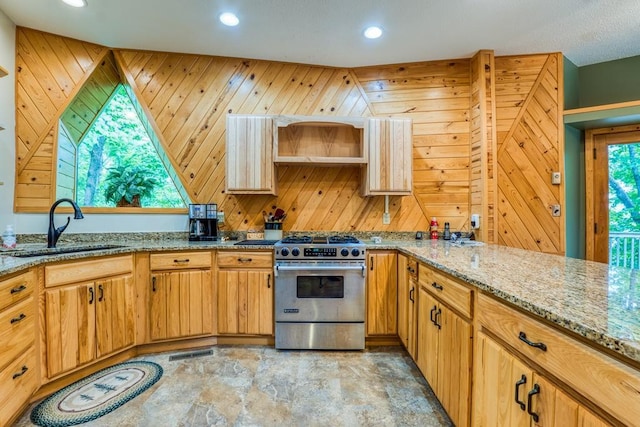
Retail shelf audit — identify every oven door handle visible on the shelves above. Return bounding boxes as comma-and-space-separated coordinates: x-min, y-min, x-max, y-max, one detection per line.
275, 264, 366, 277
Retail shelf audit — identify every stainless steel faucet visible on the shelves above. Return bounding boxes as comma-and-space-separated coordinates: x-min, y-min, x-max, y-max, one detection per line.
48, 198, 84, 248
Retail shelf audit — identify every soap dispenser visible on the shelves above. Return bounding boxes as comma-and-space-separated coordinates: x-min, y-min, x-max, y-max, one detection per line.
2, 225, 16, 249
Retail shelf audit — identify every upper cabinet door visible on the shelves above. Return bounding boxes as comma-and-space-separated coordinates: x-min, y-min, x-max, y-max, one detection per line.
225, 115, 277, 195
362, 118, 413, 196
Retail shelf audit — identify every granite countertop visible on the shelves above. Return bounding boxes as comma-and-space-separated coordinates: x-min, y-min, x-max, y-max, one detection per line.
1, 236, 639, 365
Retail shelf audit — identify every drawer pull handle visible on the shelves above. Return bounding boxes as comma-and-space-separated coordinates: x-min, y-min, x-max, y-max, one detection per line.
174, 259, 190, 263
514, 374, 527, 410
431, 282, 443, 291
12, 365, 28, 379
237, 258, 253, 262
527, 384, 541, 422
518, 331, 547, 351
10, 284, 27, 294
409, 287, 415, 303
10, 313, 26, 324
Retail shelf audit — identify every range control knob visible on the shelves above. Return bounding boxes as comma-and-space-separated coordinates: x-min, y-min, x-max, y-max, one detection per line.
351, 248, 360, 257
280, 248, 289, 257
291, 247, 300, 257
340, 248, 349, 257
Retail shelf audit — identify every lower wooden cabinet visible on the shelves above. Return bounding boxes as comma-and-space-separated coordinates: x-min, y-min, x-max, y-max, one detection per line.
217, 270, 273, 335
417, 286, 472, 427
366, 250, 397, 336
0, 269, 38, 427
45, 275, 135, 377
149, 270, 214, 340
216, 251, 273, 336
397, 254, 418, 358
473, 331, 610, 427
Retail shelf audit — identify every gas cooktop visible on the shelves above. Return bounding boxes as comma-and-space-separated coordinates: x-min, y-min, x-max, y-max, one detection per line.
274, 235, 365, 260
279, 235, 361, 245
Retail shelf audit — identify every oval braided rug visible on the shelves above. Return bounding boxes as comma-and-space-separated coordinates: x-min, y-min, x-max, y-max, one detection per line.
31, 361, 163, 427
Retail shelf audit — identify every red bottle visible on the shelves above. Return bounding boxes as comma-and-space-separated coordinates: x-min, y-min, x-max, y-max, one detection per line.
430, 217, 438, 239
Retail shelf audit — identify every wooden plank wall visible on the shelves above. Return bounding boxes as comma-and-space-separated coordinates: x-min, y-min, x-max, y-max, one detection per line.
469, 50, 497, 242
13, 28, 565, 252
14, 27, 109, 211
494, 54, 564, 253
353, 60, 471, 231
60, 51, 121, 144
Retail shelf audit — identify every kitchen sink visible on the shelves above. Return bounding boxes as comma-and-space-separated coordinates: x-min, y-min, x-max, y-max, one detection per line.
3, 244, 126, 258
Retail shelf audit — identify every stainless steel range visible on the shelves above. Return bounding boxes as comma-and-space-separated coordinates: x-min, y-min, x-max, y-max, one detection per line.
274, 235, 366, 350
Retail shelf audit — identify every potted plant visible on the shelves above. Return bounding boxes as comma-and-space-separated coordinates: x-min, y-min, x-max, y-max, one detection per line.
103, 164, 159, 207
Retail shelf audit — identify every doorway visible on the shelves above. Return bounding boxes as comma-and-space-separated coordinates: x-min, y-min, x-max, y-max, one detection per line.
586, 125, 640, 267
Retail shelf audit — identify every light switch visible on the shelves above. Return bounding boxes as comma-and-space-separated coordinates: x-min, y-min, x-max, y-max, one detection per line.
551, 172, 561, 185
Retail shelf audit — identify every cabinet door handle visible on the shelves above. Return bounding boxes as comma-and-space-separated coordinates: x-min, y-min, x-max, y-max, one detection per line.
518, 331, 547, 351
406, 265, 411, 271
152, 276, 157, 292
409, 287, 415, 303
89, 286, 94, 304
98, 284, 104, 302
514, 374, 527, 410
10, 313, 26, 324
237, 258, 253, 263
12, 365, 28, 379
434, 308, 442, 329
431, 282, 443, 291
430, 305, 437, 324
370, 256, 374, 271
174, 258, 190, 263
527, 384, 541, 422
267, 274, 271, 288
10, 284, 27, 294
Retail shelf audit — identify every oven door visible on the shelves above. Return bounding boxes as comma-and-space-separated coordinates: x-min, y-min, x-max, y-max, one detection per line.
274, 263, 365, 322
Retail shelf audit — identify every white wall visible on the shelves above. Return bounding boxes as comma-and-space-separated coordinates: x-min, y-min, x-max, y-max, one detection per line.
0, 11, 189, 235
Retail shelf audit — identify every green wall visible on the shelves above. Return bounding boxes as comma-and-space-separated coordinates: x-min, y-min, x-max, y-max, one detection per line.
578, 55, 640, 107
563, 57, 585, 259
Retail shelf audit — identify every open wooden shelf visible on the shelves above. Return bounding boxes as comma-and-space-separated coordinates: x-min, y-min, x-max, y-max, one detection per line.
274, 117, 367, 165
564, 100, 640, 129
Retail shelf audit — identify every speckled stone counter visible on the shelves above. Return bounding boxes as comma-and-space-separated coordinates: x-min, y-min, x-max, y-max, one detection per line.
371, 239, 640, 365
1, 236, 639, 365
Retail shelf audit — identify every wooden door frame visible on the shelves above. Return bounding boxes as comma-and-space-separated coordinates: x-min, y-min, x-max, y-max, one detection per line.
585, 124, 640, 262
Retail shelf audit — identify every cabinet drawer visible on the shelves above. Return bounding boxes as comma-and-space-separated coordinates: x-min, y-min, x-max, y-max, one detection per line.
0, 269, 35, 311
419, 265, 472, 318
217, 251, 273, 268
150, 251, 212, 270
478, 293, 640, 427
0, 297, 36, 368
0, 296, 35, 371
0, 346, 38, 427
45, 255, 133, 287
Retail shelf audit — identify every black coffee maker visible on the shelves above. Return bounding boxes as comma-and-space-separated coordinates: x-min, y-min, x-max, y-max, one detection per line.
189, 203, 219, 241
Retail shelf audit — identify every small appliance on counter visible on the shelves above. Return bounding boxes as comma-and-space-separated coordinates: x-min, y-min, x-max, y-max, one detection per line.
188, 203, 219, 241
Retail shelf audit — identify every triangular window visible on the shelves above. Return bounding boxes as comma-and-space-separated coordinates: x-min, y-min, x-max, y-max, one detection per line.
57, 84, 188, 208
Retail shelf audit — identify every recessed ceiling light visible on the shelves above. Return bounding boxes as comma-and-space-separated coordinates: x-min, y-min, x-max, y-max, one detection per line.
61, 0, 87, 7
364, 26, 383, 39
219, 12, 239, 27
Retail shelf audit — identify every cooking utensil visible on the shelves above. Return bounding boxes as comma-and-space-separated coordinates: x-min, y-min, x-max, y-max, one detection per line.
274, 208, 285, 219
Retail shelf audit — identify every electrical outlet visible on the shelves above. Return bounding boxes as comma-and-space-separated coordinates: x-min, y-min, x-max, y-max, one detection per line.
551, 171, 561, 185
217, 211, 225, 224
382, 212, 391, 225
470, 214, 480, 229
551, 204, 561, 217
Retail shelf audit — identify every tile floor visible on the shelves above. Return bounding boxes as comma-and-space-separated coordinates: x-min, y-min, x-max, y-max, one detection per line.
16, 346, 452, 426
